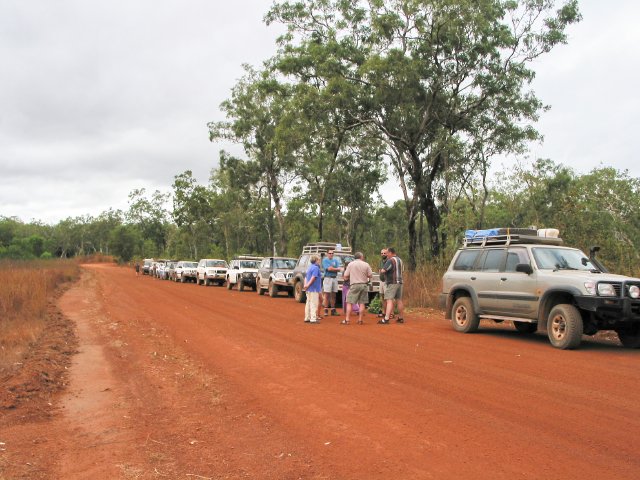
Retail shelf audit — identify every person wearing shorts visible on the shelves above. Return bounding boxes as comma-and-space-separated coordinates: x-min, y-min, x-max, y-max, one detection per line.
342, 252, 372, 325
379, 247, 405, 324
377, 248, 392, 319
322, 250, 342, 316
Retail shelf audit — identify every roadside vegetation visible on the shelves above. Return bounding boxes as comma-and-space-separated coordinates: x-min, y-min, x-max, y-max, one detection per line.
0, 260, 80, 374
2, 2, 639, 305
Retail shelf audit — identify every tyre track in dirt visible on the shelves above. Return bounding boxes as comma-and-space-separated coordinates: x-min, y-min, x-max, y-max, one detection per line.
45, 264, 640, 478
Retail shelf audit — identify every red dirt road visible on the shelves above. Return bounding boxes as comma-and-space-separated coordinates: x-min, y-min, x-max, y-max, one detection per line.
3, 263, 640, 479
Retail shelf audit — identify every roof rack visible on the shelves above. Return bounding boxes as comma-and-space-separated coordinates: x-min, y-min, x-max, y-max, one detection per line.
463, 233, 563, 247
302, 242, 352, 254
233, 254, 263, 260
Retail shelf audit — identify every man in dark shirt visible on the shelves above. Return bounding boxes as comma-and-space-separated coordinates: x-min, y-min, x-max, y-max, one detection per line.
378, 247, 405, 324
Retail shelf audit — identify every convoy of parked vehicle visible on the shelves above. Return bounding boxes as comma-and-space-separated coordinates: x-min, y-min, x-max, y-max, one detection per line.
140, 243, 382, 306
138, 233, 640, 350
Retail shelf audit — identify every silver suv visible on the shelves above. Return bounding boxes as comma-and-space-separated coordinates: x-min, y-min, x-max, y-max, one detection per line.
226, 255, 263, 291
440, 229, 640, 349
196, 258, 228, 286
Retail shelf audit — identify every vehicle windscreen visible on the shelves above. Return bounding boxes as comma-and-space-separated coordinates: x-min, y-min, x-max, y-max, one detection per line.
334, 254, 355, 267
240, 261, 259, 269
532, 247, 595, 271
206, 260, 227, 267
185, 262, 198, 268
274, 259, 296, 269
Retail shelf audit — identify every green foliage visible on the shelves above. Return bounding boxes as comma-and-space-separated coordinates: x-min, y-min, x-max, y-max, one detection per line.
367, 294, 383, 314
109, 225, 139, 262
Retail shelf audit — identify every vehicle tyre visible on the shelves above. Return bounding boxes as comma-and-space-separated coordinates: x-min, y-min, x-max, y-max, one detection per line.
239, 279, 245, 291
451, 296, 479, 333
616, 324, 640, 348
269, 281, 278, 298
294, 281, 306, 303
205, 278, 210, 286
547, 304, 583, 349
514, 322, 537, 334
257, 281, 265, 295
226, 278, 233, 290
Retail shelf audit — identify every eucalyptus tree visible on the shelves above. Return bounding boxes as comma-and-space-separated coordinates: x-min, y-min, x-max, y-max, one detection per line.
488, 161, 640, 275
332, 139, 386, 249
267, 0, 581, 267
126, 188, 171, 256
208, 152, 269, 256
172, 170, 217, 259
209, 66, 295, 255
89, 208, 124, 255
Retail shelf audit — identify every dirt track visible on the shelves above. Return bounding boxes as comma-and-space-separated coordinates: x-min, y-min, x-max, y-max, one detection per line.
2, 263, 640, 479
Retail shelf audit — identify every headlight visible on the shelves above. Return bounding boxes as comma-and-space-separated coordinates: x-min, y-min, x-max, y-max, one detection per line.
274, 272, 285, 280
629, 285, 640, 299
584, 281, 596, 295
597, 283, 616, 296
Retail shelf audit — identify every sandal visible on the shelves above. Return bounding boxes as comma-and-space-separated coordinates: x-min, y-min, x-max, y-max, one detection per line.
340, 319, 350, 325
357, 319, 363, 325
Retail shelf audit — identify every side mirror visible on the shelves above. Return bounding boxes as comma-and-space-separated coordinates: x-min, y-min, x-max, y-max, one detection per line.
515, 263, 533, 275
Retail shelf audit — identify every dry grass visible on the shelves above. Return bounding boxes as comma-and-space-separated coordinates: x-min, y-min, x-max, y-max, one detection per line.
0, 260, 79, 372
403, 262, 447, 309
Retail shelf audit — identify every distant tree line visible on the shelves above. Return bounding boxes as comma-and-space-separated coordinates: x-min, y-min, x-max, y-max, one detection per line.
4, 1, 638, 274
2, 161, 639, 275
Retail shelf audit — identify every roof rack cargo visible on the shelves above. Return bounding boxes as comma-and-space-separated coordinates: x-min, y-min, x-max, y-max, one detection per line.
233, 254, 263, 260
302, 242, 353, 254
463, 227, 563, 247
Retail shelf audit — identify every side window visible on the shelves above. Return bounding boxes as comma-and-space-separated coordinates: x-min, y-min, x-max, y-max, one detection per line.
481, 249, 506, 272
505, 248, 531, 272
265, 259, 271, 269
298, 255, 309, 268
453, 250, 482, 271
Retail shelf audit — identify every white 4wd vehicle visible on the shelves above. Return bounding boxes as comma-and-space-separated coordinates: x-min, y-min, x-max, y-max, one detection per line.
226, 255, 263, 291
174, 261, 198, 283
440, 228, 640, 349
196, 259, 228, 286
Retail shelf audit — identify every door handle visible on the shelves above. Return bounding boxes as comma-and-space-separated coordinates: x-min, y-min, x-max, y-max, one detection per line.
500, 277, 507, 281
470, 276, 476, 280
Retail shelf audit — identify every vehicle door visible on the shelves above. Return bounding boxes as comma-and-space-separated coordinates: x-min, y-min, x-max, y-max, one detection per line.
491, 247, 538, 318
296, 254, 310, 282
228, 260, 239, 283
474, 248, 507, 314
258, 258, 271, 288
197, 260, 205, 281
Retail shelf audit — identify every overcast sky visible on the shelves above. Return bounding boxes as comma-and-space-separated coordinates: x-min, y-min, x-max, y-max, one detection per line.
1, 1, 638, 225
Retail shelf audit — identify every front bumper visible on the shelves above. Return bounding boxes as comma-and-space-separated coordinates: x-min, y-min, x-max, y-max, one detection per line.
240, 275, 257, 285
205, 271, 226, 280
575, 295, 640, 323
